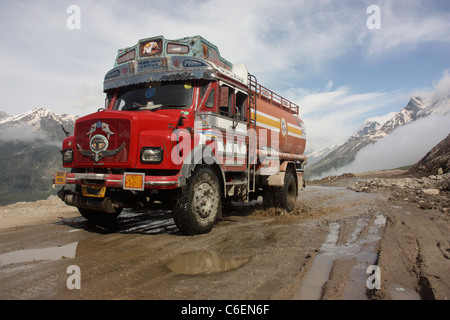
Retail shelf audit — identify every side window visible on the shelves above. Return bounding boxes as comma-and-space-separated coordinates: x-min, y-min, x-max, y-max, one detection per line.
236, 92, 248, 121
219, 86, 235, 117
219, 86, 229, 116
200, 82, 209, 98
205, 89, 215, 108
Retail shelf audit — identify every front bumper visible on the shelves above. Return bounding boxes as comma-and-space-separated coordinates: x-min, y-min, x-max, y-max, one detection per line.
53, 172, 184, 189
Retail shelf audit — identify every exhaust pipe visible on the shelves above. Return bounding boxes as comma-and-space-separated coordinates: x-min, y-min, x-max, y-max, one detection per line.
57, 188, 121, 214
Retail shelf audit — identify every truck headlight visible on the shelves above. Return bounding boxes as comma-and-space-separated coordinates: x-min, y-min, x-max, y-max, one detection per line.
141, 147, 163, 164
61, 148, 73, 163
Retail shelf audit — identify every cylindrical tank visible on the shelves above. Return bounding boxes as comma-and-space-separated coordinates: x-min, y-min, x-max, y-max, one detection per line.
251, 86, 306, 160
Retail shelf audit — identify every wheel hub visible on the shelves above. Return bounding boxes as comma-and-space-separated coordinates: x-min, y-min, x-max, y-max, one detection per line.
193, 181, 217, 219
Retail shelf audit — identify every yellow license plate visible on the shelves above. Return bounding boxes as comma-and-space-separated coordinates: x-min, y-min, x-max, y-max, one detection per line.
81, 185, 106, 198
55, 172, 66, 185
123, 172, 145, 191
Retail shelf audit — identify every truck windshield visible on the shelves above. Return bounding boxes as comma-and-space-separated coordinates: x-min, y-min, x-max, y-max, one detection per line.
113, 81, 194, 111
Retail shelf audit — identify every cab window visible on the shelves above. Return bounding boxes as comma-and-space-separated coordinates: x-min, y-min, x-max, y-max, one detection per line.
219, 86, 234, 117
236, 91, 247, 121
205, 89, 215, 108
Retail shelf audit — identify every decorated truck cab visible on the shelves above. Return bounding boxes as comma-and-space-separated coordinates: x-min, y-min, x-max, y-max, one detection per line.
54, 35, 307, 235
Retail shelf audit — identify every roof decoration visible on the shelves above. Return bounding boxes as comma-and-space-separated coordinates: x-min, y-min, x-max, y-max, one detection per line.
103, 35, 248, 91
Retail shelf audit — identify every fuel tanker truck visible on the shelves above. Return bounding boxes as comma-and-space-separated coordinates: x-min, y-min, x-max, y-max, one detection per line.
54, 35, 307, 235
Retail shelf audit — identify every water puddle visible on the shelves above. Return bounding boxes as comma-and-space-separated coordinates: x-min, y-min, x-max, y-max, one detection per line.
0, 242, 78, 266
167, 250, 250, 275
0, 239, 113, 266
294, 214, 386, 300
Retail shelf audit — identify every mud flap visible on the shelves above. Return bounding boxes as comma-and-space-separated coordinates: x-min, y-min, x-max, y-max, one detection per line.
297, 172, 305, 193
263, 171, 286, 187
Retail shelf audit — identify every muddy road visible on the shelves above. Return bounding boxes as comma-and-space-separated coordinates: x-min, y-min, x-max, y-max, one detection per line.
0, 170, 449, 300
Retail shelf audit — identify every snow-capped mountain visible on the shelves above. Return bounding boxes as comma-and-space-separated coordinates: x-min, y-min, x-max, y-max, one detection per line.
0, 108, 77, 205
0, 107, 77, 142
305, 96, 450, 179
377, 97, 424, 136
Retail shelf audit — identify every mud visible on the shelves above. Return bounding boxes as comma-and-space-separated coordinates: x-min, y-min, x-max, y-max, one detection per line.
0, 169, 448, 300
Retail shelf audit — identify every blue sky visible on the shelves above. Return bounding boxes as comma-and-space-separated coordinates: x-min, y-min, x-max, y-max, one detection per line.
1, 0, 449, 151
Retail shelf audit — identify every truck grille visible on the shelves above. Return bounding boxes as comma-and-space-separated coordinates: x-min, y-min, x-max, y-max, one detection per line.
75, 118, 131, 164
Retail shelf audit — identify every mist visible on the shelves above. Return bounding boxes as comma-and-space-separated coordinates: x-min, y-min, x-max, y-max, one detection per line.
0, 123, 48, 143
318, 113, 450, 178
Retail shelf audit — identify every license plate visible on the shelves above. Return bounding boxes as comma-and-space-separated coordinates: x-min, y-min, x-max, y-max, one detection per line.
55, 172, 66, 185
123, 172, 145, 191
82, 185, 106, 198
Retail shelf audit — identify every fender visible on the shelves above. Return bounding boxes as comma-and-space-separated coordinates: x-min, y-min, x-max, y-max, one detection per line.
261, 161, 301, 194
179, 144, 226, 190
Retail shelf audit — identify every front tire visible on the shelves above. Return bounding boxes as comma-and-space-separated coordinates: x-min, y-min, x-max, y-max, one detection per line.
173, 166, 221, 235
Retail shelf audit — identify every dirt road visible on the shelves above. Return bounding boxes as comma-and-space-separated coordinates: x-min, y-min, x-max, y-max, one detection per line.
0, 170, 448, 300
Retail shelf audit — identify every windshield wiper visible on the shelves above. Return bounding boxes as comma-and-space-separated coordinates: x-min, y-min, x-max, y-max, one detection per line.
144, 104, 186, 111
122, 102, 145, 111
123, 103, 187, 111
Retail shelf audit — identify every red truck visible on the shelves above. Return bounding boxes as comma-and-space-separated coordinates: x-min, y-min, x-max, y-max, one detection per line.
54, 35, 307, 235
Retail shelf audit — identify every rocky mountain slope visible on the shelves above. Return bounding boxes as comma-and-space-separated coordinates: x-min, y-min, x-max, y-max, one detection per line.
410, 133, 450, 176
0, 108, 77, 205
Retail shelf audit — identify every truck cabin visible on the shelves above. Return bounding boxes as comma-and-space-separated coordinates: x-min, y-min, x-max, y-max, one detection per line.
103, 35, 250, 123
104, 79, 249, 124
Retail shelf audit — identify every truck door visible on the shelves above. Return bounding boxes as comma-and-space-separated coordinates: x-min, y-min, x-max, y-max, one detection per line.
218, 84, 247, 170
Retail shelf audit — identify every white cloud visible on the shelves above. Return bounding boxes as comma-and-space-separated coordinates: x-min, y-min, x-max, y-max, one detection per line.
358, 0, 450, 59
430, 69, 450, 102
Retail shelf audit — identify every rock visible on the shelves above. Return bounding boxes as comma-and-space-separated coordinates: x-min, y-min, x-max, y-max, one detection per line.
421, 189, 440, 196
437, 176, 450, 191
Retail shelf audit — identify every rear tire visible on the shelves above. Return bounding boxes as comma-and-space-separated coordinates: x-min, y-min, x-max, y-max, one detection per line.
280, 171, 297, 212
262, 187, 274, 208
173, 166, 221, 235
264, 171, 297, 212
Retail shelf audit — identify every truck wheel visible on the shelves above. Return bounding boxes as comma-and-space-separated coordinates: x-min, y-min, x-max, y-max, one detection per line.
173, 166, 221, 235
262, 187, 274, 208
274, 171, 297, 212
78, 208, 122, 226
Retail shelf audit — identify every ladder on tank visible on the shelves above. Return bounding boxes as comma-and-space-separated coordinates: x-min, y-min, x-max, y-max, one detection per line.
247, 74, 258, 195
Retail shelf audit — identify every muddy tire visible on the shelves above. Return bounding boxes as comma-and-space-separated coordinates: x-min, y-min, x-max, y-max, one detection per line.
279, 171, 297, 212
173, 166, 221, 235
78, 208, 121, 226
262, 187, 274, 208
273, 171, 297, 212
